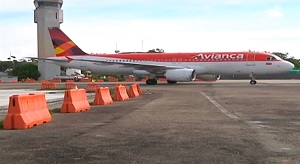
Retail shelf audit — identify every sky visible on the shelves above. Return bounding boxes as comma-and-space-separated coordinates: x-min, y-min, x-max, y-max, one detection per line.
0, 0, 300, 61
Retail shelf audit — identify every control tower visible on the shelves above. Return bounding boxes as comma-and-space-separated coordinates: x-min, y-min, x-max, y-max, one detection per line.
34, 0, 63, 80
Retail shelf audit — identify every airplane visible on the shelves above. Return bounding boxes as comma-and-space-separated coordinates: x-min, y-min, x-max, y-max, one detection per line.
35, 27, 295, 85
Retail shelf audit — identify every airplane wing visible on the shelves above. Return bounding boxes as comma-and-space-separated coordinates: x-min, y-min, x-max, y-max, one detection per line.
26, 57, 69, 63
67, 56, 187, 73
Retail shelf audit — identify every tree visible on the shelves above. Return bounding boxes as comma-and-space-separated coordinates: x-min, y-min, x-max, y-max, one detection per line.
0, 61, 13, 72
272, 52, 300, 69
10, 63, 41, 80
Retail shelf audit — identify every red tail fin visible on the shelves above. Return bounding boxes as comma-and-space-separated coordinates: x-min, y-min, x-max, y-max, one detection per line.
48, 27, 87, 57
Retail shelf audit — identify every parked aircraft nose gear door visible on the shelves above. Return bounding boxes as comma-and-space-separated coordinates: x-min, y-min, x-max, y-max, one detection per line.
246, 53, 255, 66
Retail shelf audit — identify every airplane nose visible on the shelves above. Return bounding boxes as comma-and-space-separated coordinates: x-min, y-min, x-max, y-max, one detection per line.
284, 61, 295, 71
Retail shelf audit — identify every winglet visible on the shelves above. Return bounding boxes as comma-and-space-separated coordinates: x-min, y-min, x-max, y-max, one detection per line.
65, 56, 73, 63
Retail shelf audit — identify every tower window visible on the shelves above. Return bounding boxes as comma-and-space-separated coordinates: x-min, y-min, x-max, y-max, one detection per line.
38, 2, 59, 7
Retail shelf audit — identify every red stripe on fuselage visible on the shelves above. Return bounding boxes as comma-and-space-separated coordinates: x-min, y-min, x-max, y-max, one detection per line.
84, 52, 280, 62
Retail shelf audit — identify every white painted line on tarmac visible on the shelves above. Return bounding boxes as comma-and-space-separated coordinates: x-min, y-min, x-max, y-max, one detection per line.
200, 91, 240, 120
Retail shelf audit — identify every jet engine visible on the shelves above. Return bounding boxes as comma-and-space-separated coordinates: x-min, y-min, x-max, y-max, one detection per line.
196, 74, 221, 81
165, 69, 196, 82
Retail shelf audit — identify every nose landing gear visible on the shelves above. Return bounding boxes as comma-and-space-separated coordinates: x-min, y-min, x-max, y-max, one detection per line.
250, 80, 257, 85
249, 72, 257, 85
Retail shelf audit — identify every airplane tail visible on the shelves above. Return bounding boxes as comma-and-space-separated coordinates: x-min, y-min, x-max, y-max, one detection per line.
48, 27, 88, 57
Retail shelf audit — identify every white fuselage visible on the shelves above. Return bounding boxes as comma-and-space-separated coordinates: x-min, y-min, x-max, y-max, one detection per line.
48, 56, 293, 76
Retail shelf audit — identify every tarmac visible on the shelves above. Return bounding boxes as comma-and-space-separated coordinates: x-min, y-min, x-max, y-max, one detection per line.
0, 80, 299, 163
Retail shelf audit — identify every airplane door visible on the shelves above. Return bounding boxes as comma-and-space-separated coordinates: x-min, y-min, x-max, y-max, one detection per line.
246, 53, 255, 66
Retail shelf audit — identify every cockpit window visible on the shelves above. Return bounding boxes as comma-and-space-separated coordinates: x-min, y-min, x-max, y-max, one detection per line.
266, 56, 277, 61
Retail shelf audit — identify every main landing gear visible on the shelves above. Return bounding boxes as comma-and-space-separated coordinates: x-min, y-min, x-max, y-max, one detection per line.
167, 80, 177, 84
146, 79, 158, 85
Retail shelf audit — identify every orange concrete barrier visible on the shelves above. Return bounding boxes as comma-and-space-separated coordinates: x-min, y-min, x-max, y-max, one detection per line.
66, 79, 74, 82
128, 84, 140, 98
86, 83, 100, 92
65, 82, 77, 89
40, 80, 48, 83
61, 89, 90, 113
10, 80, 18, 83
41, 82, 48, 90
80, 78, 91, 82
108, 77, 118, 82
114, 86, 129, 101
48, 82, 57, 89
136, 83, 143, 94
125, 77, 136, 82
115, 83, 127, 88
96, 79, 104, 82
48, 78, 61, 83
3, 93, 51, 130
93, 87, 113, 105
41, 82, 56, 90
158, 78, 167, 81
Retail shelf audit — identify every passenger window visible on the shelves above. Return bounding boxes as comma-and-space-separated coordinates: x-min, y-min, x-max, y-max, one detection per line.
267, 57, 277, 61
266, 57, 276, 61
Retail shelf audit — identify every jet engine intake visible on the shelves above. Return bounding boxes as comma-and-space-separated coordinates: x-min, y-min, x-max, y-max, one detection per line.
165, 69, 196, 82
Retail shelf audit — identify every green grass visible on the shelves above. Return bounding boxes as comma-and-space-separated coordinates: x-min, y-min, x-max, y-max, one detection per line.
49, 108, 61, 114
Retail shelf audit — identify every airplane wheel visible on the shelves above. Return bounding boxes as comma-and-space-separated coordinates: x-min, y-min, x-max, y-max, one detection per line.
250, 80, 257, 85
146, 79, 158, 85
167, 80, 177, 84
146, 79, 151, 85
152, 79, 158, 85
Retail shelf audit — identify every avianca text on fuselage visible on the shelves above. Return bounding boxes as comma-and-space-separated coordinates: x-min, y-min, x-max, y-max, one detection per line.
195, 53, 244, 60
